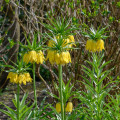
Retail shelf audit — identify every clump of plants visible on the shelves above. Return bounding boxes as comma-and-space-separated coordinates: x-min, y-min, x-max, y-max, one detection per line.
0, 17, 119, 120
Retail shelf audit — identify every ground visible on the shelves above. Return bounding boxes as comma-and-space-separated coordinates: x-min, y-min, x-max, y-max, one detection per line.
0, 81, 50, 120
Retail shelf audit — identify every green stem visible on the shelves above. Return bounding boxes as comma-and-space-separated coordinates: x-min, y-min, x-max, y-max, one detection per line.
59, 65, 64, 120
33, 63, 37, 108
17, 83, 20, 120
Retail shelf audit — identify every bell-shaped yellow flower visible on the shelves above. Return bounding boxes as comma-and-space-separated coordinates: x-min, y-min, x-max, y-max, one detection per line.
28, 51, 37, 63
7, 72, 18, 83
36, 50, 45, 64
46, 51, 71, 65
96, 39, 105, 51
86, 39, 105, 52
91, 40, 97, 52
59, 51, 71, 65
7, 72, 32, 85
55, 52, 60, 64
24, 73, 32, 82
23, 51, 37, 63
23, 50, 44, 64
85, 40, 94, 52
56, 102, 61, 113
46, 50, 55, 64
65, 102, 73, 113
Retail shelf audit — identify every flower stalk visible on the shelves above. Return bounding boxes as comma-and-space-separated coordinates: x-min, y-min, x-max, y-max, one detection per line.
17, 83, 20, 120
59, 64, 64, 120
33, 62, 37, 108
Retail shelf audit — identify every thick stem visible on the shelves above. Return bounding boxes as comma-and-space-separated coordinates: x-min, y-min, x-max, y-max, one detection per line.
17, 83, 20, 120
59, 65, 64, 120
33, 63, 37, 108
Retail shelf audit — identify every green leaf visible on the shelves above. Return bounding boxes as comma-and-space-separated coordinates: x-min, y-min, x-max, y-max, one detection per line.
0, 109, 16, 120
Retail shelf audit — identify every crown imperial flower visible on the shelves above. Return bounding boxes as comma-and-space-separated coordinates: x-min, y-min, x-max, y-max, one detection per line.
56, 102, 61, 113
65, 102, 73, 113
23, 50, 44, 64
46, 51, 71, 65
96, 39, 105, 51
85, 39, 105, 52
7, 72, 32, 85
36, 50, 45, 64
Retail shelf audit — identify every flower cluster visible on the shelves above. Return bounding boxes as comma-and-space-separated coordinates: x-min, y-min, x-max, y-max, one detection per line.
7, 72, 32, 85
56, 102, 73, 113
85, 39, 105, 52
46, 35, 75, 65
46, 51, 71, 65
23, 50, 45, 64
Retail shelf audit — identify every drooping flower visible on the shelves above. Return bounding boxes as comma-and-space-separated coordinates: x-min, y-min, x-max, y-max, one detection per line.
46, 51, 71, 65
59, 51, 71, 64
28, 51, 37, 63
56, 102, 61, 113
85, 39, 105, 52
36, 50, 45, 64
23, 50, 37, 63
65, 102, 73, 113
7, 72, 18, 83
23, 50, 44, 64
24, 73, 32, 83
46, 50, 55, 64
85, 40, 96, 52
7, 72, 32, 85
96, 40, 105, 51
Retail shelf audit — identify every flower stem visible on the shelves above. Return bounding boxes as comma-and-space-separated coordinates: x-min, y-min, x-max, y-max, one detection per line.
33, 63, 37, 108
59, 64, 64, 120
17, 83, 20, 120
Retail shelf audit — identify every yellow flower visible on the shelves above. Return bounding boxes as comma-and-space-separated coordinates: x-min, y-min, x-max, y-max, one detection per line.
56, 102, 61, 113
7, 72, 32, 85
18, 74, 26, 84
68, 35, 75, 47
46, 50, 55, 64
91, 40, 97, 52
23, 51, 37, 64
55, 52, 60, 64
28, 51, 37, 63
48, 40, 55, 47
46, 51, 71, 65
86, 39, 105, 52
65, 102, 73, 112
36, 50, 45, 64
96, 40, 105, 51
24, 73, 32, 82
59, 51, 71, 65
48, 35, 75, 49
62, 35, 75, 48
85, 40, 97, 52
7, 72, 18, 83
85, 40, 94, 52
